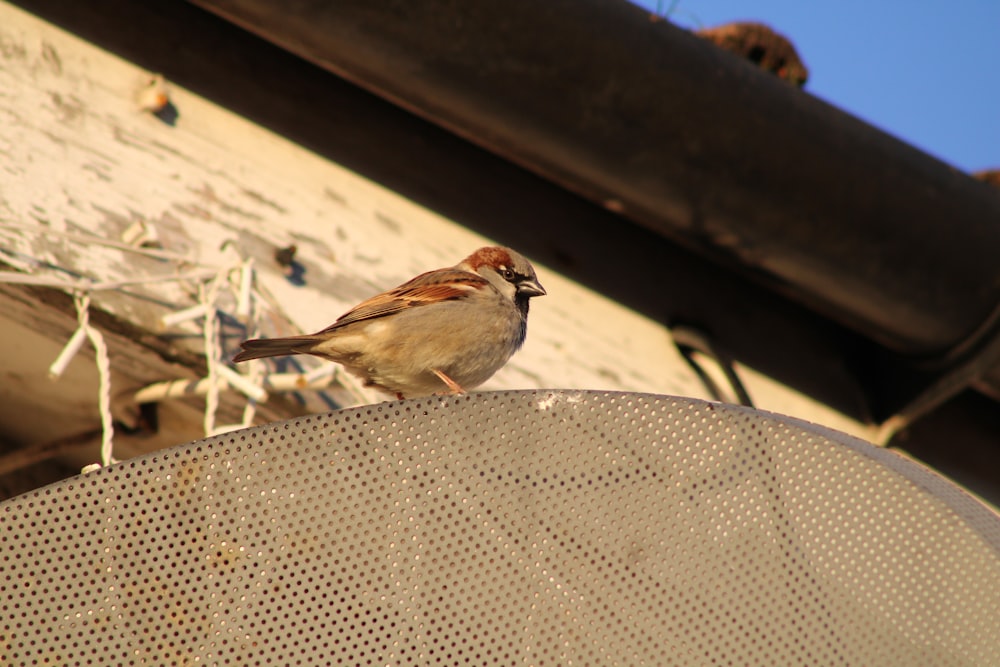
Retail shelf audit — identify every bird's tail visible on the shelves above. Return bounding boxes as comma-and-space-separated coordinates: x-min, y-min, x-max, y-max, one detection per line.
232, 335, 323, 362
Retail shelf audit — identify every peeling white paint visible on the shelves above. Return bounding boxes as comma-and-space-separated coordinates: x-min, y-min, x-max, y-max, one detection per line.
0, 2, 874, 451
534, 392, 585, 412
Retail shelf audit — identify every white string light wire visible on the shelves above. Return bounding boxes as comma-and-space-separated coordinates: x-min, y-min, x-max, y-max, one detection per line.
47, 293, 116, 473
238, 289, 264, 429
81, 296, 116, 469
2, 228, 362, 473
200, 272, 226, 437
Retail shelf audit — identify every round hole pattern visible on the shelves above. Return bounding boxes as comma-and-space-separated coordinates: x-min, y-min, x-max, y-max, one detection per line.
2, 391, 999, 665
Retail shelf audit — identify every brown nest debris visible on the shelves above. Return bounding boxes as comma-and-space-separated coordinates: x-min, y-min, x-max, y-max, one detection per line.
696, 22, 809, 87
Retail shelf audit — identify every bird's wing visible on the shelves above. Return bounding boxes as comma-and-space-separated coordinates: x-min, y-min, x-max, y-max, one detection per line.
316, 269, 488, 332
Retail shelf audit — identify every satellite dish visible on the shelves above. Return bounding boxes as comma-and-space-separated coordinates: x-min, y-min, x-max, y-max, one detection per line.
3, 391, 998, 665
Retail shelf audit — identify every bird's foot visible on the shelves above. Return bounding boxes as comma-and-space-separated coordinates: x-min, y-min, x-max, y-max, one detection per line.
432, 369, 466, 395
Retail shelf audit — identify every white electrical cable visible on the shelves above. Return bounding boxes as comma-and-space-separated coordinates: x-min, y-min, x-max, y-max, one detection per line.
80, 297, 116, 468
49, 327, 88, 379
216, 364, 268, 402
235, 259, 254, 323
200, 274, 225, 437
239, 290, 263, 429
52, 293, 116, 473
159, 303, 209, 330
4, 229, 357, 453
132, 369, 337, 403
0, 268, 220, 292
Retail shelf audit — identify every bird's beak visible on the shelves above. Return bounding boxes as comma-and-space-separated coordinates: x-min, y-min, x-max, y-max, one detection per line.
518, 278, 546, 297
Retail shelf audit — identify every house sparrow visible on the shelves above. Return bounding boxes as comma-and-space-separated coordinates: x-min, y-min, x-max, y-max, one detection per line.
233, 246, 546, 398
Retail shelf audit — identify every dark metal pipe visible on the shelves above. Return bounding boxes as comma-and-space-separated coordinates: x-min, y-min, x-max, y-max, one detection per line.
191, 0, 1000, 356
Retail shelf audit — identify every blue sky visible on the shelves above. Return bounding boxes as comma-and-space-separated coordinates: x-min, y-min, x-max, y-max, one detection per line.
630, 0, 1000, 173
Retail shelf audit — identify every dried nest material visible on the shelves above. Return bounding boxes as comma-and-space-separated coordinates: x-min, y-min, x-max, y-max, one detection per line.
973, 169, 1000, 188
136, 73, 170, 112
695, 22, 809, 87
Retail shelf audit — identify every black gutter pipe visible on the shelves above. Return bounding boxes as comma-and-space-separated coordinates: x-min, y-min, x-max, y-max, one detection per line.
190, 0, 1000, 359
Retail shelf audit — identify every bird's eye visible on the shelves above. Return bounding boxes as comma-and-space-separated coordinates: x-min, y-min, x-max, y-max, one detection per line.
501, 268, 515, 281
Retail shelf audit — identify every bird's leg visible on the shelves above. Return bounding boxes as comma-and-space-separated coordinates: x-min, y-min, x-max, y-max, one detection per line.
432, 369, 466, 395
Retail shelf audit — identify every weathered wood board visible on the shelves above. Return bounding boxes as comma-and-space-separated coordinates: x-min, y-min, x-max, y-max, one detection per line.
0, 2, 870, 490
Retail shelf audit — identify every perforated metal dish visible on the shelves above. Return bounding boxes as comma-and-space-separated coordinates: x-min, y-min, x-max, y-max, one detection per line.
3, 391, 999, 665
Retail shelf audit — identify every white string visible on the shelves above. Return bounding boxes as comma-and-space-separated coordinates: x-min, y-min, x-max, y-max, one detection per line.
210, 258, 264, 435
0, 268, 220, 292
200, 272, 226, 437
239, 289, 262, 429
69, 294, 116, 471
5, 227, 357, 455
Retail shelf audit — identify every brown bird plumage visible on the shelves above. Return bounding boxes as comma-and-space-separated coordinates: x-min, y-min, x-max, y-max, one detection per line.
234, 246, 546, 399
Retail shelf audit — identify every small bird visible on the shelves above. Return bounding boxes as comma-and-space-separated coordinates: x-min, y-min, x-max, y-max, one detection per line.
233, 246, 546, 399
